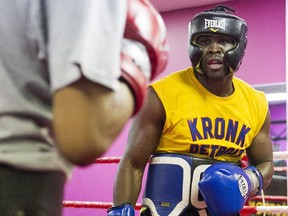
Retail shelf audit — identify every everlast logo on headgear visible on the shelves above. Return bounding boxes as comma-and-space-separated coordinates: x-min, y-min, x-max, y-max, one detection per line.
188, 5, 248, 73
204, 19, 226, 30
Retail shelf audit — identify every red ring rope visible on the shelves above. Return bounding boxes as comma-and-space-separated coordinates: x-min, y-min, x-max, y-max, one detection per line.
63, 201, 142, 210
251, 195, 287, 202
240, 206, 257, 214
94, 157, 288, 173
94, 157, 121, 164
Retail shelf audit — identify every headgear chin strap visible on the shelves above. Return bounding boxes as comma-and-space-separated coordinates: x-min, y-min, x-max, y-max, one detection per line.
188, 5, 248, 73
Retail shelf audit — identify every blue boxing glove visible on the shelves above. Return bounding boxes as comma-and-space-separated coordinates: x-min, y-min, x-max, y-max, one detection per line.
198, 163, 263, 216
107, 203, 135, 216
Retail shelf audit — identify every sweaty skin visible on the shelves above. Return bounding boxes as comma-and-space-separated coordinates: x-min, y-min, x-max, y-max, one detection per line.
195, 34, 235, 96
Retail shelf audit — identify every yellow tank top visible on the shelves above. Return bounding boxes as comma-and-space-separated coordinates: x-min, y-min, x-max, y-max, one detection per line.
150, 67, 268, 163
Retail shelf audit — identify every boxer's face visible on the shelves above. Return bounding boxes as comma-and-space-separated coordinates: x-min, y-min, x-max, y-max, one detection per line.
196, 34, 235, 79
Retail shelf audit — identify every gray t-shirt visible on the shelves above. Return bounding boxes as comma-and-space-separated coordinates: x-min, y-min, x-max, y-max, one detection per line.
0, 0, 127, 178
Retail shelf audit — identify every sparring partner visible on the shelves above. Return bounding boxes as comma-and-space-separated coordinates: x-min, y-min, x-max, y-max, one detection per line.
0, 0, 168, 216
109, 5, 274, 216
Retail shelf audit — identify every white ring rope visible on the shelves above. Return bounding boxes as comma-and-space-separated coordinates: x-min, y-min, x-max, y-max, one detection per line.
256, 206, 288, 213
273, 151, 288, 160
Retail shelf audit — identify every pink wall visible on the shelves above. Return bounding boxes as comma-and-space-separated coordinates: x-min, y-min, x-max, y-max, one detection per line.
63, 0, 286, 215
270, 104, 287, 152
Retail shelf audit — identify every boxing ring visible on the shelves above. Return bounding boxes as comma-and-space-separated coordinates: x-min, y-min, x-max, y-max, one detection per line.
63, 151, 288, 215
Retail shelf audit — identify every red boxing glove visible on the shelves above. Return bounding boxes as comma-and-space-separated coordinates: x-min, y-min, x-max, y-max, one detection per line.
121, 0, 169, 115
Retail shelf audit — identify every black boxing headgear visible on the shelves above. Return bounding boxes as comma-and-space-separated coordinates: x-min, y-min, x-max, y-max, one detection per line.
188, 5, 248, 73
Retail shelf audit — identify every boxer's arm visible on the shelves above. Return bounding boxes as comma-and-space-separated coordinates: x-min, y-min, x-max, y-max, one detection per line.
53, 78, 135, 166
112, 87, 165, 207
246, 110, 274, 190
